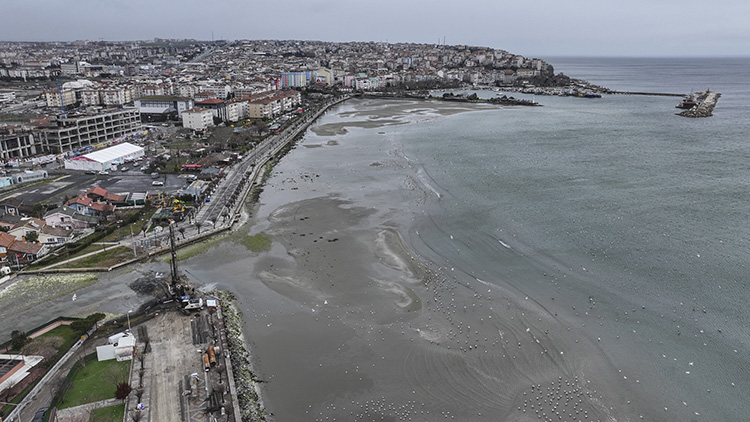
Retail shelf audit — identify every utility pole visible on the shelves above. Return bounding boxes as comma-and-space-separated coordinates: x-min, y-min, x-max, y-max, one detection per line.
130, 225, 136, 258
169, 222, 179, 292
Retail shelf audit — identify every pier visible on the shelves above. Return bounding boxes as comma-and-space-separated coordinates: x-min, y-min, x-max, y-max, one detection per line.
677, 91, 721, 118
610, 91, 684, 97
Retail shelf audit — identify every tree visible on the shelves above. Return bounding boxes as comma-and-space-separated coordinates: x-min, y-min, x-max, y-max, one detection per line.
178, 226, 186, 240
25, 231, 39, 243
253, 120, 268, 136
194, 221, 203, 234
115, 382, 132, 400
31, 203, 47, 219
71, 312, 106, 334
10, 330, 28, 351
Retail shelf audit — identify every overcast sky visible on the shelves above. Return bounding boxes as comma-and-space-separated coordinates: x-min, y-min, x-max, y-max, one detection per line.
2, 0, 748, 57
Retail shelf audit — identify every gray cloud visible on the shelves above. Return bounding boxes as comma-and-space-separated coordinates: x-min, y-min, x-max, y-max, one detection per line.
1, 0, 748, 57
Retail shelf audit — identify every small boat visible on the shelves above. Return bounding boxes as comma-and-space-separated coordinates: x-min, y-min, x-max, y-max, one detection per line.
676, 94, 699, 109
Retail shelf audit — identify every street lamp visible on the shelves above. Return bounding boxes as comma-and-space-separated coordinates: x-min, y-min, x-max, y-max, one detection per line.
127, 310, 132, 333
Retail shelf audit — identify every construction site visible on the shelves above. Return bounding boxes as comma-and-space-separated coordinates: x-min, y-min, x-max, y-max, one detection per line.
3, 224, 252, 422
123, 224, 245, 422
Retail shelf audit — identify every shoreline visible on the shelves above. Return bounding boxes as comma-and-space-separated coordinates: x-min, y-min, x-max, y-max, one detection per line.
212, 97, 653, 420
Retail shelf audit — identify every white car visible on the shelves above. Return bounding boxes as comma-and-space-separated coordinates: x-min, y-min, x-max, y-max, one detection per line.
151, 180, 164, 186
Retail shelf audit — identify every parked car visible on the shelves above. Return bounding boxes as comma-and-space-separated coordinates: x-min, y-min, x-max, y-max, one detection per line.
152, 180, 164, 186
32, 407, 49, 422
98, 170, 110, 175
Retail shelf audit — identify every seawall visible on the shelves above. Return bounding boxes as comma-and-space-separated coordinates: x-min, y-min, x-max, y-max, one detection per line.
678, 91, 721, 118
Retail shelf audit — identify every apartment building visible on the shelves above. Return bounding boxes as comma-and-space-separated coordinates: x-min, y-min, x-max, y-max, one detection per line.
101, 87, 134, 105
182, 107, 214, 130
177, 84, 200, 98
44, 88, 77, 108
280, 72, 308, 88
247, 97, 279, 119
80, 86, 134, 107
80, 89, 101, 106
225, 99, 247, 122
38, 108, 142, 155
195, 99, 227, 121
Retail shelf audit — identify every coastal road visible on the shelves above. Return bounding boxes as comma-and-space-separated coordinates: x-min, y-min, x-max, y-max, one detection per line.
194, 96, 349, 226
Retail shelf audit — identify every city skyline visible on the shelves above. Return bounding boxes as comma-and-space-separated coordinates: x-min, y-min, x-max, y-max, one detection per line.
2, 0, 748, 58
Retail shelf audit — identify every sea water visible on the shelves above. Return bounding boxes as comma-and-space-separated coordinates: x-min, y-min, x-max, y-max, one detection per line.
401, 57, 750, 420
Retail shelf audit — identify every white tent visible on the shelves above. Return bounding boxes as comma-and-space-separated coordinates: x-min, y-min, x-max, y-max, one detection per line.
64, 142, 145, 171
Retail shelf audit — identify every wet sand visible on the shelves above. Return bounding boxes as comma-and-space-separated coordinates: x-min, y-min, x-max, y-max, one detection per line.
225, 194, 646, 421
311, 98, 500, 137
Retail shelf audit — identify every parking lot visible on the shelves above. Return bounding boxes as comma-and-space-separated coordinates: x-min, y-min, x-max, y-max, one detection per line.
2, 166, 193, 208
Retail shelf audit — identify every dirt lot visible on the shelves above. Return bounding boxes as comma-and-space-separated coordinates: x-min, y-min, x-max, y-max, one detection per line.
139, 308, 232, 422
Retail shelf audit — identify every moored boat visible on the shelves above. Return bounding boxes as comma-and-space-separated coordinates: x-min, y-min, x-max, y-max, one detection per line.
676, 94, 699, 109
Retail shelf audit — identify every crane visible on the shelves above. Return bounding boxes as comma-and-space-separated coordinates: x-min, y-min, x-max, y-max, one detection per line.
56, 76, 67, 118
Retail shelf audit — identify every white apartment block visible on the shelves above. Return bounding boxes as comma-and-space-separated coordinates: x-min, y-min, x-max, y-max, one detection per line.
197, 83, 231, 99
225, 100, 246, 122
38, 108, 142, 155
182, 108, 214, 130
101, 88, 131, 106
80, 87, 134, 107
81, 89, 101, 106
177, 84, 200, 98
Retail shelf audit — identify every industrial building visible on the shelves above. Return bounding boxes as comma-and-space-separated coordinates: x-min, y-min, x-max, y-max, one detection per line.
64, 142, 145, 172
134, 96, 194, 121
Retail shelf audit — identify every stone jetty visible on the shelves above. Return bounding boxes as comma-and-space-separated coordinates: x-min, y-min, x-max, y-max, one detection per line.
678, 91, 721, 118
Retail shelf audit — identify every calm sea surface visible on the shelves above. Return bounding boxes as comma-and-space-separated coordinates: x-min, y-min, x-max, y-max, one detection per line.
184, 57, 750, 421
403, 57, 750, 420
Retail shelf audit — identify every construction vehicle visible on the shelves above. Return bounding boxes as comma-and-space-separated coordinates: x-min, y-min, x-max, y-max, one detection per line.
181, 296, 203, 311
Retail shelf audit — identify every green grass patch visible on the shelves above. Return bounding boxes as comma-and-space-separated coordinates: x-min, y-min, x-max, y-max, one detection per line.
89, 403, 125, 422
56, 246, 134, 269
38, 324, 83, 351
161, 230, 231, 263
238, 233, 272, 252
57, 353, 131, 409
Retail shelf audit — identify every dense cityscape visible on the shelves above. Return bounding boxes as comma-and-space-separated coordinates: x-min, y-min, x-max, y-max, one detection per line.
0, 39, 579, 160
